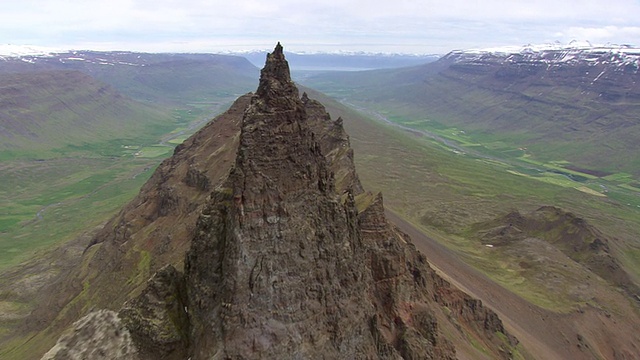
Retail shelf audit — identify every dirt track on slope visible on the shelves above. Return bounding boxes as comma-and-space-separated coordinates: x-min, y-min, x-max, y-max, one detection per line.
385, 209, 628, 360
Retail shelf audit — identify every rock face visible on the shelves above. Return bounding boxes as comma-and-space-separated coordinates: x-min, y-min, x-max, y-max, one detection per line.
43, 43, 517, 359
185, 42, 380, 358
119, 265, 190, 360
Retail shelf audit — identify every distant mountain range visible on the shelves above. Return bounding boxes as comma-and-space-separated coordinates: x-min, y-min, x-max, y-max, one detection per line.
0, 46, 437, 156
0, 45, 439, 72
0, 50, 258, 103
449, 42, 640, 69
0, 50, 260, 154
0, 70, 173, 154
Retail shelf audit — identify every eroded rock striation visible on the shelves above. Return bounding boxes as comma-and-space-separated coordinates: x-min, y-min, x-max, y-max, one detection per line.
43, 43, 517, 359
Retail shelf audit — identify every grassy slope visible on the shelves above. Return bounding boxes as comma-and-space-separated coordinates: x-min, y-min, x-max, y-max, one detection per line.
87, 58, 258, 104
0, 157, 157, 269
0, 52, 253, 267
0, 71, 175, 156
304, 88, 640, 313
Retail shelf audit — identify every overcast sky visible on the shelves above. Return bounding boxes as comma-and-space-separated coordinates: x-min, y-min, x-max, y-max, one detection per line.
1, 0, 639, 54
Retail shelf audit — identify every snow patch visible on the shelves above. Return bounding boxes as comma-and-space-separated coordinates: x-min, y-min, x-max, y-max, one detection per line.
461, 41, 640, 55
0, 44, 62, 57
448, 41, 640, 68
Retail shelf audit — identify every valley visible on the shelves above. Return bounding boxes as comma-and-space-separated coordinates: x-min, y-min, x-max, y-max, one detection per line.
0, 52, 258, 270
339, 98, 640, 211
0, 101, 229, 269
304, 45, 640, 180
302, 46, 640, 313
307, 88, 640, 311
301, 80, 640, 357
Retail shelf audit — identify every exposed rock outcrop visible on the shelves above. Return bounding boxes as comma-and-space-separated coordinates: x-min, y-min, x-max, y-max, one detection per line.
41, 310, 138, 360
42, 43, 517, 359
118, 265, 190, 360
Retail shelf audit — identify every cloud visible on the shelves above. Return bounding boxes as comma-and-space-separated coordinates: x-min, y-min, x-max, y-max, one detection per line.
1, 0, 639, 53
561, 26, 640, 44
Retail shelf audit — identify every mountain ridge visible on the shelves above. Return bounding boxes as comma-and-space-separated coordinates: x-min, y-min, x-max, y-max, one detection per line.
470, 205, 639, 299
452, 42, 640, 67
0, 50, 258, 105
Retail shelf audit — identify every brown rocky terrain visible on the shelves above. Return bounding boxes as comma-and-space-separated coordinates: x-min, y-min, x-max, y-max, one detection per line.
29, 43, 519, 359
471, 206, 639, 298
385, 210, 640, 360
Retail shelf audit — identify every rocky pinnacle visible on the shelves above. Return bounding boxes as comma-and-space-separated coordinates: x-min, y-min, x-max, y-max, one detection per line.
255, 41, 299, 111
185, 42, 366, 359
44, 43, 517, 360
181, 43, 515, 359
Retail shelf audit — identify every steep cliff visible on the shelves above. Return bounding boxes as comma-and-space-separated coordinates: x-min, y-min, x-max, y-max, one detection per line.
42, 43, 517, 359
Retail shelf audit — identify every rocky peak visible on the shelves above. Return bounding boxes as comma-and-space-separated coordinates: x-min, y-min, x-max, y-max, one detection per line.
234, 45, 335, 219
185, 44, 367, 358
255, 42, 299, 111
182, 43, 516, 359
42, 43, 517, 360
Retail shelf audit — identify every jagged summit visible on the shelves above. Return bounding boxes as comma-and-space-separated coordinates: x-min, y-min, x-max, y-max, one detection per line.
184, 43, 368, 358
255, 42, 299, 110
41, 43, 517, 360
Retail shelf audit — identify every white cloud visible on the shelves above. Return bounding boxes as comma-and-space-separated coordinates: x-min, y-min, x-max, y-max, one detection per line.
1, 0, 639, 53
562, 26, 640, 44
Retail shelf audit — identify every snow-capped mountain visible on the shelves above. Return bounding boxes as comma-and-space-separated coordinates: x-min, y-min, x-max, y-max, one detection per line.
0, 44, 62, 58
0, 48, 258, 106
445, 41, 640, 70
0, 48, 207, 67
